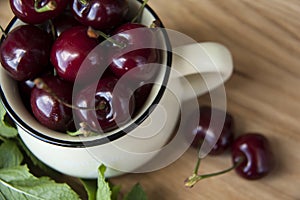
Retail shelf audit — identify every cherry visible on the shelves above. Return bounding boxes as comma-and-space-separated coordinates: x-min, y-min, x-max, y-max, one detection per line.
187, 106, 234, 155
185, 133, 274, 187
9, 0, 70, 24
0, 25, 52, 81
18, 79, 36, 111
71, 0, 129, 30
45, 11, 81, 37
50, 26, 101, 82
30, 76, 74, 132
73, 76, 135, 133
109, 23, 161, 82
132, 83, 153, 114
18, 68, 53, 110
232, 133, 274, 180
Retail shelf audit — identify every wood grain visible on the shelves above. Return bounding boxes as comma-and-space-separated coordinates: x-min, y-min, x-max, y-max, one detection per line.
1, 0, 300, 199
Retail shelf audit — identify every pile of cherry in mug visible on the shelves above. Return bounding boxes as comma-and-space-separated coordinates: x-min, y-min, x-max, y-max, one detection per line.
0, 0, 274, 182
0, 0, 162, 134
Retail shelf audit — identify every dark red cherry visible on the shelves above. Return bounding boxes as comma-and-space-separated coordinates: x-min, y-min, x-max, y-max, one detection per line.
46, 11, 81, 37
10, 0, 70, 24
109, 23, 161, 81
18, 68, 53, 110
19, 79, 36, 111
50, 26, 102, 82
74, 76, 135, 133
0, 25, 52, 81
132, 83, 153, 114
232, 133, 274, 180
71, 0, 128, 30
187, 106, 234, 155
30, 76, 74, 132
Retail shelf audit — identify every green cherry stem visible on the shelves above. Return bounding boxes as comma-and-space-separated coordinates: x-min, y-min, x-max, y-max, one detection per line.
48, 20, 57, 40
150, 20, 162, 28
0, 25, 7, 38
67, 122, 98, 137
34, 0, 57, 13
33, 78, 107, 111
78, 0, 88, 5
193, 153, 201, 175
184, 157, 245, 188
87, 27, 125, 48
131, 0, 149, 23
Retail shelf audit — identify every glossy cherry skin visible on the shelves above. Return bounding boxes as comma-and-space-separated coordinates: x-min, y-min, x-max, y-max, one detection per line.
132, 83, 153, 115
18, 79, 36, 111
30, 76, 74, 132
0, 25, 52, 81
232, 133, 274, 180
71, 0, 128, 30
187, 106, 234, 155
10, 0, 70, 24
109, 23, 161, 82
18, 69, 53, 110
45, 11, 81, 37
50, 26, 101, 82
74, 76, 135, 133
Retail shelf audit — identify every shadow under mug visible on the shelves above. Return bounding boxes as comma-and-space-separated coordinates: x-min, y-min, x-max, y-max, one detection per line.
0, 0, 233, 178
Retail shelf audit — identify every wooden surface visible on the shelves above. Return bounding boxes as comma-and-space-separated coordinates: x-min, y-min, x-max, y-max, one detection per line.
1, 0, 300, 199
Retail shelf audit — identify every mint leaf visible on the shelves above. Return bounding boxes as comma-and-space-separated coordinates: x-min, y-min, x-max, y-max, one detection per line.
0, 103, 18, 138
81, 179, 97, 200
96, 165, 111, 200
0, 191, 6, 200
0, 165, 80, 200
0, 166, 32, 182
124, 183, 147, 200
0, 140, 23, 168
81, 171, 121, 200
110, 184, 121, 200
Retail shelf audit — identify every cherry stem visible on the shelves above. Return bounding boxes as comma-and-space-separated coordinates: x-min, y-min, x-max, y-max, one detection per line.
87, 27, 125, 48
150, 20, 161, 28
98, 101, 107, 110
184, 157, 245, 188
33, 78, 106, 111
131, 0, 149, 23
0, 25, 7, 38
34, 0, 57, 13
48, 20, 57, 40
67, 122, 98, 137
78, 0, 88, 5
193, 156, 201, 175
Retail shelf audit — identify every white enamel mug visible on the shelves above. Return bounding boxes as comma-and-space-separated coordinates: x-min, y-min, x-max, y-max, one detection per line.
0, 0, 233, 178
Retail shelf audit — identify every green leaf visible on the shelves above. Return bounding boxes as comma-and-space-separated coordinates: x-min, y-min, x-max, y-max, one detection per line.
0, 103, 18, 138
81, 170, 122, 200
110, 184, 121, 200
80, 179, 97, 200
96, 165, 111, 200
0, 191, 6, 200
0, 165, 81, 200
0, 165, 32, 182
123, 183, 147, 200
0, 140, 23, 168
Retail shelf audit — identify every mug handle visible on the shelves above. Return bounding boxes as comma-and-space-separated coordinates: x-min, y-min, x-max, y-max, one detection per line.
170, 42, 234, 101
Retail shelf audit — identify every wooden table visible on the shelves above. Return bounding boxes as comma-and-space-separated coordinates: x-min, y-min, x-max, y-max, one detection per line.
1, 0, 299, 199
